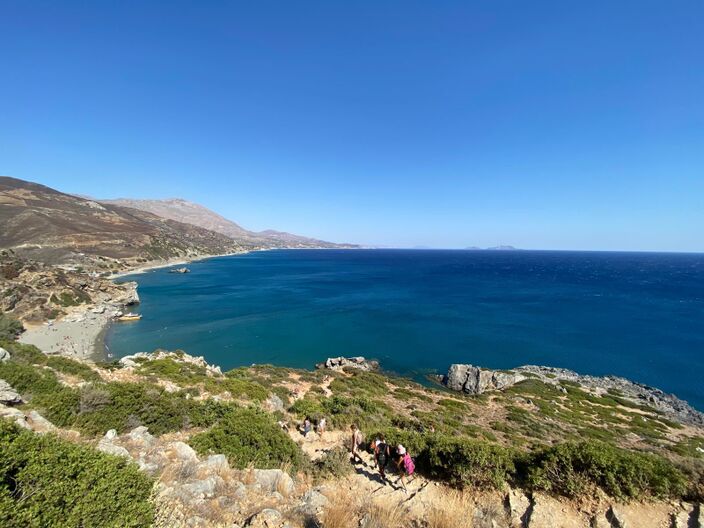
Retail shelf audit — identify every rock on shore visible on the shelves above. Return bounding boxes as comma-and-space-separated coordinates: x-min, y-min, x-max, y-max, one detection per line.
316, 356, 379, 371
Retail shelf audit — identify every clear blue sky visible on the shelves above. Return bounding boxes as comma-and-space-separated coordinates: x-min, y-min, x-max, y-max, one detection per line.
1, 2, 702, 251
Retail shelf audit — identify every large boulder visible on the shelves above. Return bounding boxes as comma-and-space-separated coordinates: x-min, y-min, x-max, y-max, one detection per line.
97, 439, 131, 458
0, 347, 10, 362
169, 441, 199, 464
251, 469, 294, 496
27, 410, 57, 433
0, 379, 21, 404
181, 476, 222, 499
443, 364, 525, 395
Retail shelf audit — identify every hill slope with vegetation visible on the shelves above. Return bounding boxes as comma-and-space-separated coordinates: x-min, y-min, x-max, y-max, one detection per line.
0, 176, 241, 271
0, 338, 702, 527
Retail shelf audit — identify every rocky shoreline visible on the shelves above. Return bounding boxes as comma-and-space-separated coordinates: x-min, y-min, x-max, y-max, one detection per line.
442, 363, 704, 427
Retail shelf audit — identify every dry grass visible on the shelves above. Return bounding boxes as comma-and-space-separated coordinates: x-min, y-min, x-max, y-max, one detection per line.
294, 469, 315, 495
322, 489, 358, 528
426, 488, 474, 528
276, 462, 293, 497
159, 459, 197, 485
241, 462, 256, 485
362, 500, 410, 528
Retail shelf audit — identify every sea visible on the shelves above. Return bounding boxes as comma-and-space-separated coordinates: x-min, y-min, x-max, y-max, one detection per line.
106, 249, 704, 410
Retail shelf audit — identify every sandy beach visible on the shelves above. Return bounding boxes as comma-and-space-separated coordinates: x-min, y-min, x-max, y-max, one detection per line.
19, 306, 119, 360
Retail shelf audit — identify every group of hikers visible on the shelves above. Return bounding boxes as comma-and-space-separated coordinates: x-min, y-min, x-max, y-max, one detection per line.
294, 417, 416, 493
351, 424, 415, 493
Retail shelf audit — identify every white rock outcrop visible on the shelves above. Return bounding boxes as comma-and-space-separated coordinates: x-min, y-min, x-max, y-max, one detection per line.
444, 364, 526, 395
0, 379, 22, 404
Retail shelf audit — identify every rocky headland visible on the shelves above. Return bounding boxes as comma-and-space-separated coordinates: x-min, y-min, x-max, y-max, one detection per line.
443, 363, 704, 427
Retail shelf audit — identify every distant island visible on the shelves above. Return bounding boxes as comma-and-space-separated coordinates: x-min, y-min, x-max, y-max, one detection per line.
465, 245, 519, 251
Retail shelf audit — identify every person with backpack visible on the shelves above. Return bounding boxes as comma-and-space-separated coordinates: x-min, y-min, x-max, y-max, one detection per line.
394, 444, 415, 493
373, 434, 390, 480
301, 417, 312, 437
350, 424, 364, 465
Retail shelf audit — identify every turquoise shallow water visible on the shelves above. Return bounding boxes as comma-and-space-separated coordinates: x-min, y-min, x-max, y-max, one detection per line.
107, 249, 704, 409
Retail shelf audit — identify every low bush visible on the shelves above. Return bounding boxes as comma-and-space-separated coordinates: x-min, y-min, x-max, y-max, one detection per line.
314, 446, 354, 479
46, 356, 101, 382
523, 440, 687, 500
0, 340, 44, 365
74, 382, 220, 436
0, 314, 23, 341
378, 429, 514, 490
0, 419, 153, 527
50, 290, 91, 307
136, 357, 208, 384
424, 435, 516, 489
190, 407, 305, 471
328, 370, 389, 397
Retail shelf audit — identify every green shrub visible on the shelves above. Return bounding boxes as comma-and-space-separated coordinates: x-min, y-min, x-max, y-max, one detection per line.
328, 370, 389, 396
0, 341, 44, 365
50, 290, 91, 307
136, 357, 208, 384
524, 441, 687, 500
0, 314, 23, 340
0, 419, 153, 527
289, 396, 325, 419
424, 434, 516, 489
46, 356, 101, 382
190, 407, 305, 471
377, 429, 515, 490
217, 376, 269, 401
74, 382, 193, 436
0, 359, 81, 426
314, 446, 353, 479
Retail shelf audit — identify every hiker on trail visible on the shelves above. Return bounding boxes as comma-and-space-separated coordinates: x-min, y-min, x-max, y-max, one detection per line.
373, 434, 390, 480
350, 424, 364, 465
394, 444, 415, 493
317, 416, 326, 437
301, 417, 312, 437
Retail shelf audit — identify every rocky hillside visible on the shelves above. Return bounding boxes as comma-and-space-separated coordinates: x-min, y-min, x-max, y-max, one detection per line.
99, 197, 357, 249
0, 342, 702, 527
0, 176, 241, 269
0, 250, 138, 323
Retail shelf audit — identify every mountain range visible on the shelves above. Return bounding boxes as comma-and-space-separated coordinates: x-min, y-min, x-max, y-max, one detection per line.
98, 197, 345, 249
0, 176, 354, 270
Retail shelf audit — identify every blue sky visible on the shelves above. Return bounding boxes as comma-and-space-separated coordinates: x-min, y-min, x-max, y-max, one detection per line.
1, 2, 702, 251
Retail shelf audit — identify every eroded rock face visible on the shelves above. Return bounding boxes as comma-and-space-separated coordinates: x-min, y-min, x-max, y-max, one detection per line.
317, 356, 379, 371
443, 364, 526, 395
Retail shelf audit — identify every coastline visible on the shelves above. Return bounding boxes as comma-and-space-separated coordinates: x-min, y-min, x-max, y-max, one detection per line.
21, 249, 259, 362
108, 250, 251, 279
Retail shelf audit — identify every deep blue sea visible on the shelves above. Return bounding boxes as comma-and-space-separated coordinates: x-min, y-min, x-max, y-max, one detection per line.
107, 249, 704, 410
